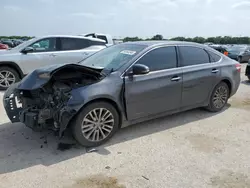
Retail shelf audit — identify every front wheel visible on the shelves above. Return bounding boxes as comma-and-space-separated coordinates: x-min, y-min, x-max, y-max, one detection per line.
72, 101, 120, 147
206, 82, 229, 112
0, 66, 20, 90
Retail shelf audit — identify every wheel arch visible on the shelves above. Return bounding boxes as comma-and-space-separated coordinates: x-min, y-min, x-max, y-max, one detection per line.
220, 78, 232, 96
68, 97, 123, 130
84, 98, 123, 128
0, 61, 24, 78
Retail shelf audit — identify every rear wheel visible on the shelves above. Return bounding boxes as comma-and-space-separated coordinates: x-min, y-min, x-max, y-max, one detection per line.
0, 66, 20, 90
72, 101, 120, 147
206, 82, 229, 112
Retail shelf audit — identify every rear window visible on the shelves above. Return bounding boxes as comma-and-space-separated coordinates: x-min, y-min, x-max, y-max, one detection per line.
90, 40, 106, 46
207, 50, 221, 62
96, 35, 108, 43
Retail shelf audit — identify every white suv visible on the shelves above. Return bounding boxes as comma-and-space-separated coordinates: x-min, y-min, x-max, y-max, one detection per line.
0, 35, 106, 89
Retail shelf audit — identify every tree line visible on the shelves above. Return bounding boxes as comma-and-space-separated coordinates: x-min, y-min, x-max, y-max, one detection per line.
2, 35, 250, 44
123, 35, 250, 44
0, 36, 33, 40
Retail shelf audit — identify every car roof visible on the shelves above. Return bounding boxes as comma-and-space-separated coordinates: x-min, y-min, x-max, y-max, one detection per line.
124, 40, 206, 48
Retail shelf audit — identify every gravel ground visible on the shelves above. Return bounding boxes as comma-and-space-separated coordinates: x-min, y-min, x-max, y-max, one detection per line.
0, 64, 249, 188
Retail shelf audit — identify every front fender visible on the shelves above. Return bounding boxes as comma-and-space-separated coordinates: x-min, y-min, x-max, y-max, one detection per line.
67, 86, 123, 112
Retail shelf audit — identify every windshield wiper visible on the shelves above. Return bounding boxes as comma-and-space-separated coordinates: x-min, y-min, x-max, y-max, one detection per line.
102, 68, 114, 76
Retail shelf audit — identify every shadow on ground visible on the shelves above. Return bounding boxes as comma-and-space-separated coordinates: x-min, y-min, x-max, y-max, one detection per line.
0, 105, 230, 174
241, 80, 250, 85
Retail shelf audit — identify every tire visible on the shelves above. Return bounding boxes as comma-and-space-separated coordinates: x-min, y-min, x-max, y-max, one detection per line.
72, 101, 120, 147
0, 66, 20, 90
206, 82, 229, 112
248, 76, 250, 81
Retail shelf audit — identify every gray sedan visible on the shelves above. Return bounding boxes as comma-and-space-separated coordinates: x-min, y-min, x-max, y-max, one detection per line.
227, 45, 250, 63
3, 41, 241, 147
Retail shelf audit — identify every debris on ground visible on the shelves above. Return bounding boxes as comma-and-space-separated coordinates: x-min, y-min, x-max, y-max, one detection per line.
105, 166, 111, 169
40, 136, 45, 139
86, 147, 98, 153
142, 176, 149, 180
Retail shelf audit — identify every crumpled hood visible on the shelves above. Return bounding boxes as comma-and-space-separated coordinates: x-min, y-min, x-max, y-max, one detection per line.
17, 63, 103, 90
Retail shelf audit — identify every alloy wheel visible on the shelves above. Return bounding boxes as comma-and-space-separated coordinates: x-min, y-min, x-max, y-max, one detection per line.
212, 86, 228, 109
81, 108, 115, 142
0, 70, 16, 88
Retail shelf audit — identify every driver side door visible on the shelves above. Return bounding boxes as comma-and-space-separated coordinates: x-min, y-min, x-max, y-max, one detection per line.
19, 37, 60, 74
124, 46, 183, 120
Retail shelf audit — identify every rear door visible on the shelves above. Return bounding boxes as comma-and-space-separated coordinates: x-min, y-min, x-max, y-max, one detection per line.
56, 37, 106, 64
54, 37, 94, 64
125, 46, 182, 120
178, 46, 222, 108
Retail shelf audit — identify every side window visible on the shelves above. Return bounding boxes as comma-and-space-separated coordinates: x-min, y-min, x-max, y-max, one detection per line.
29, 38, 56, 52
207, 50, 221, 62
90, 40, 106, 46
136, 47, 177, 71
179, 46, 210, 67
96, 35, 108, 43
60, 38, 90, 51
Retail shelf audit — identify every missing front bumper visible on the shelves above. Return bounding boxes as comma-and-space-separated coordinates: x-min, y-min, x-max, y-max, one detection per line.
3, 83, 23, 123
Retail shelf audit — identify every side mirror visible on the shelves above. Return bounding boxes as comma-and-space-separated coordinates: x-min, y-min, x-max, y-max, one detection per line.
21, 47, 34, 54
131, 64, 150, 75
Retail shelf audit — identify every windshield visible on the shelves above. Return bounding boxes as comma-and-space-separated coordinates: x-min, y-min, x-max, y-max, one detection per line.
79, 43, 147, 71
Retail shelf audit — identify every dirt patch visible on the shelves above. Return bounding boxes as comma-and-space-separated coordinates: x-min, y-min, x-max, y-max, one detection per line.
210, 169, 250, 188
186, 134, 224, 153
228, 97, 250, 110
69, 174, 126, 188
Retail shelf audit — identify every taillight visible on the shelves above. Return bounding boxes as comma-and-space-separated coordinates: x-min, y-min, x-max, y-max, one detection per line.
235, 63, 241, 72
224, 51, 228, 56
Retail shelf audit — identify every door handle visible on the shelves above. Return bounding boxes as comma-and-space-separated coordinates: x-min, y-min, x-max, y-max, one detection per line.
82, 52, 89, 56
211, 69, 219, 73
171, 76, 181, 81
49, 54, 57, 57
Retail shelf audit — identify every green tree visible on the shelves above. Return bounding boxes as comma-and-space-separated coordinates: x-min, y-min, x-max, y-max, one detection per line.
151, 34, 163, 40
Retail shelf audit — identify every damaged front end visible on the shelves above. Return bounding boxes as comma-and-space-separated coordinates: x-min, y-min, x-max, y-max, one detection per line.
3, 64, 103, 136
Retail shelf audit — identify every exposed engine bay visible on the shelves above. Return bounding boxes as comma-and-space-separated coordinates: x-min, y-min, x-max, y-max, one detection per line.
3, 65, 103, 136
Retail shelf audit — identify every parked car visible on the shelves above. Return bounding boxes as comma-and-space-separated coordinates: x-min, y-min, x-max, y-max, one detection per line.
204, 42, 214, 46
3, 41, 241, 147
11, 39, 23, 47
0, 35, 107, 89
1, 39, 14, 48
0, 43, 8, 50
210, 45, 229, 56
227, 45, 250, 63
83, 33, 114, 46
245, 59, 250, 80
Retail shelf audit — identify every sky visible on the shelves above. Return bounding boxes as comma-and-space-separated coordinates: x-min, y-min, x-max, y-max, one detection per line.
1, 0, 250, 38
